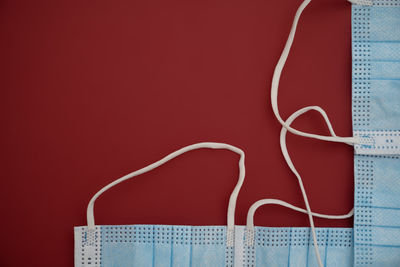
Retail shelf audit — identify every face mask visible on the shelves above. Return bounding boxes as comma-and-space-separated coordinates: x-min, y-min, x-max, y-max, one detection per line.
351, 0, 400, 266
75, 142, 245, 267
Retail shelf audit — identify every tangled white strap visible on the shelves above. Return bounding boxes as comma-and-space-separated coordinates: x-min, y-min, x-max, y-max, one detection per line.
86, 142, 245, 247
246, 106, 354, 267
269, 2, 360, 263
270, 0, 359, 145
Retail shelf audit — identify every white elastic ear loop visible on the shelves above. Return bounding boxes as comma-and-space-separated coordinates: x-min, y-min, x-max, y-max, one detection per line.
270, 0, 359, 145
86, 142, 245, 236
246, 199, 353, 228
246, 106, 354, 267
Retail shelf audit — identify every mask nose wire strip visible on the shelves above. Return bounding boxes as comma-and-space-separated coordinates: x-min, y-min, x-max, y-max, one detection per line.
348, 0, 373, 6
270, 0, 359, 145
246, 106, 354, 267
86, 142, 246, 242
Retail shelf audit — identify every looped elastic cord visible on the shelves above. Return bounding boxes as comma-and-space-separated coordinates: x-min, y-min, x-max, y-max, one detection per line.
270, 0, 359, 145
86, 142, 245, 247
246, 199, 353, 232
246, 106, 354, 267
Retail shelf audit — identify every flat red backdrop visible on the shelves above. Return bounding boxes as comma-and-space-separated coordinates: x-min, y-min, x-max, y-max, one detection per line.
0, 0, 354, 266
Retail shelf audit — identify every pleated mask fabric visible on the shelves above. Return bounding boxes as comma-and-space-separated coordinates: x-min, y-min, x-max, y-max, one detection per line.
352, 0, 400, 266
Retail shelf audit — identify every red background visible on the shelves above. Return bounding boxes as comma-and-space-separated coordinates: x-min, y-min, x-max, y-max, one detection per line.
0, 0, 354, 266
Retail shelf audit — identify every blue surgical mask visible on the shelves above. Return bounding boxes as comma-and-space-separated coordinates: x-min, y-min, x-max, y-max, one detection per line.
351, 0, 400, 266
75, 142, 246, 267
